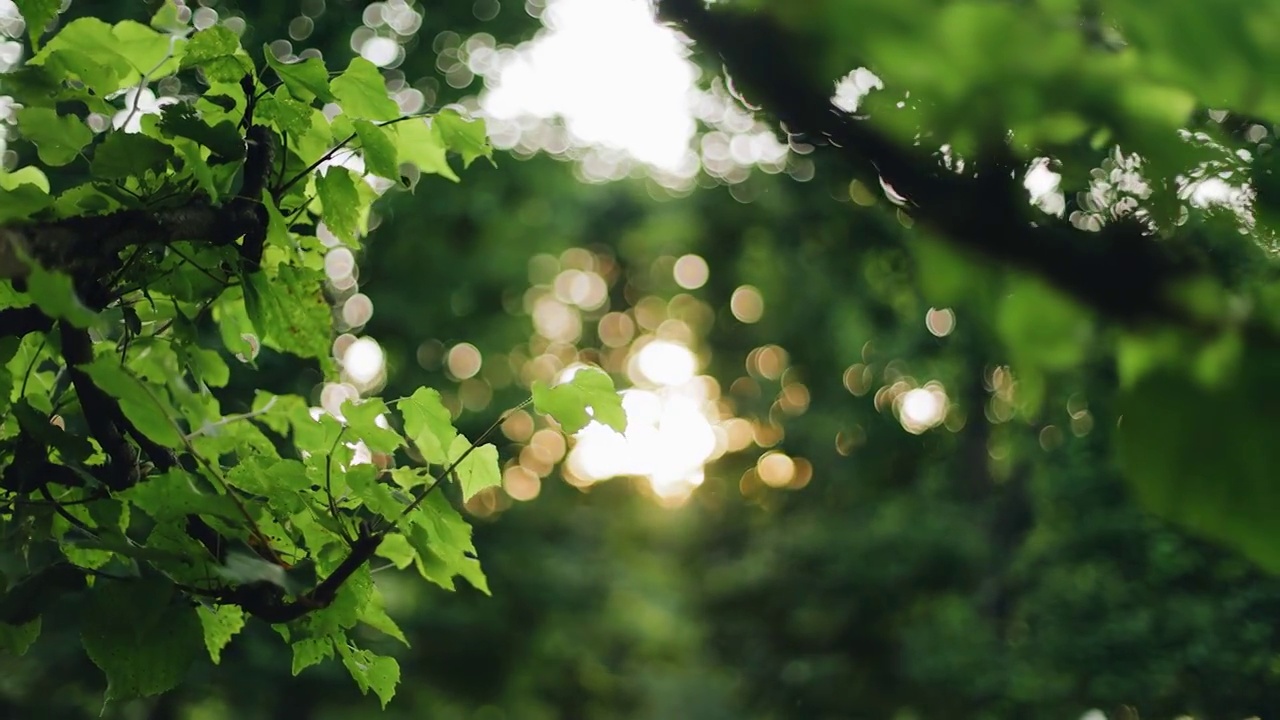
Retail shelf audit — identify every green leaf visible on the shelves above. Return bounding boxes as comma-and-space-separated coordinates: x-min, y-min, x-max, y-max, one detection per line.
404, 492, 488, 594
196, 605, 244, 664
242, 265, 332, 360
0, 617, 41, 656
121, 469, 244, 521
16, 107, 92, 166
531, 366, 628, 434
26, 264, 96, 327
374, 531, 415, 569
261, 188, 292, 251
354, 120, 400, 180
346, 465, 404, 521
393, 118, 459, 183
174, 140, 219, 200
433, 109, 492, 167
359, 588, 408, 646
157, 104, 246, 160
181, 26, 252, 82
291, 636, 334, 675
447, 436, 501, 501
0, 168, 54, 223
996, 279, 1091, 372
17, 0, 60, 50
400, 387, 457, 464
226, 457, 310, 498
316, 167, 362, 245
257, 93, 314, 137
330, 57, 400, 121
337, 643, 400, 708
341, 398, 403, 454
1118, 350, 1280, 571
150, 1, 186, 33
81, 357, 185, 448
108, 20, 181, 75
81, 576, 203, 701
264, 51, 335, 103
91, 132, 174, 179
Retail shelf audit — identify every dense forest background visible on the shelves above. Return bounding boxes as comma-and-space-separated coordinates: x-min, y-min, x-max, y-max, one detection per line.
4, 0, 1280, 718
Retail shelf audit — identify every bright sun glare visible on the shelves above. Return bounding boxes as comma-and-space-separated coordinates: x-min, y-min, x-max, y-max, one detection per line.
562, 342, 721, 504
481, 0, 697, 173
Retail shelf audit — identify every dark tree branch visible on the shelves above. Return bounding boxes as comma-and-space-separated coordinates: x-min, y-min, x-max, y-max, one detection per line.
0, 307, 53, 340
58, 324, 137, 490
658, 0, 1205, 327
219, 528, 384, 623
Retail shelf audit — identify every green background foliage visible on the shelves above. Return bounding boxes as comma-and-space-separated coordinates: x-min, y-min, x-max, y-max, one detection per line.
3, 0, 1280, 718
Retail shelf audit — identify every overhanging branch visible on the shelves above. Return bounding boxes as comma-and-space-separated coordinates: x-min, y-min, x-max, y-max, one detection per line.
658, 0, 1203, 326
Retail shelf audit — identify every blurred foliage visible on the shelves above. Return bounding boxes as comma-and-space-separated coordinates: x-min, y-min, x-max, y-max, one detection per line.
5, 0, 1280, 719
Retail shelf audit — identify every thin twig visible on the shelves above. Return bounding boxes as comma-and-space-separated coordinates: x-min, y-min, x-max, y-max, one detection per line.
183, 396, 277, 441
388, 398, 531, 528
275, 114, 425, 196
325, 429, 354, 544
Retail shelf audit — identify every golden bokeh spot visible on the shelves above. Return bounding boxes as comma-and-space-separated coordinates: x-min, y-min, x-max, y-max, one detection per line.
925, 307, 955, 337
446, 342, 483, 380
501, 409, 534, 442
503, 465, 541, 501
723, 417, 755, 452
790, 457, 813, 490
634, 295, 667, 330
730, 285, 764, 323
757, 451, 796, 488
778, 383, 810, 415
843, 363, 873, 396
530, 428, 568, 463
673, 253, 710, 289
598, 311, 637, 347
752, 421, 784, 447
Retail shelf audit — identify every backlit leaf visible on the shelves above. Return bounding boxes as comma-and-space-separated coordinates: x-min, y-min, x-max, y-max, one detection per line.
16, 107, 91, 166
330, 57, 400, 121
531, 366, 627, 434
400, 387, 456, 464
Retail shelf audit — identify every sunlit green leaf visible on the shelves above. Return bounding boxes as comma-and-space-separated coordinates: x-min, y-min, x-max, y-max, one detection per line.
81, 358, 185, 448
532, 366, 627, 434
433, 109, 492, 167
196, 605, 244, 664
330, 57, 400, 121
341, 398, 403, 454
17, 0, 60, 49
26, 264, 96, 327
121, 469, 244, 522
16, 107, 91, 166
400, 387, 457, 464
447, 436, 500, 501
393, 118, 458, 183
337, 642, 400, 708
354, 120, 400, 180
316, 167, 362, 245
264, 50, 335, 103
182, 26, 251, 82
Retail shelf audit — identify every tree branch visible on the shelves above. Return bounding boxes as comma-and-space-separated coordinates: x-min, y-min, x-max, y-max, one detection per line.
657, 0, 1204, 326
